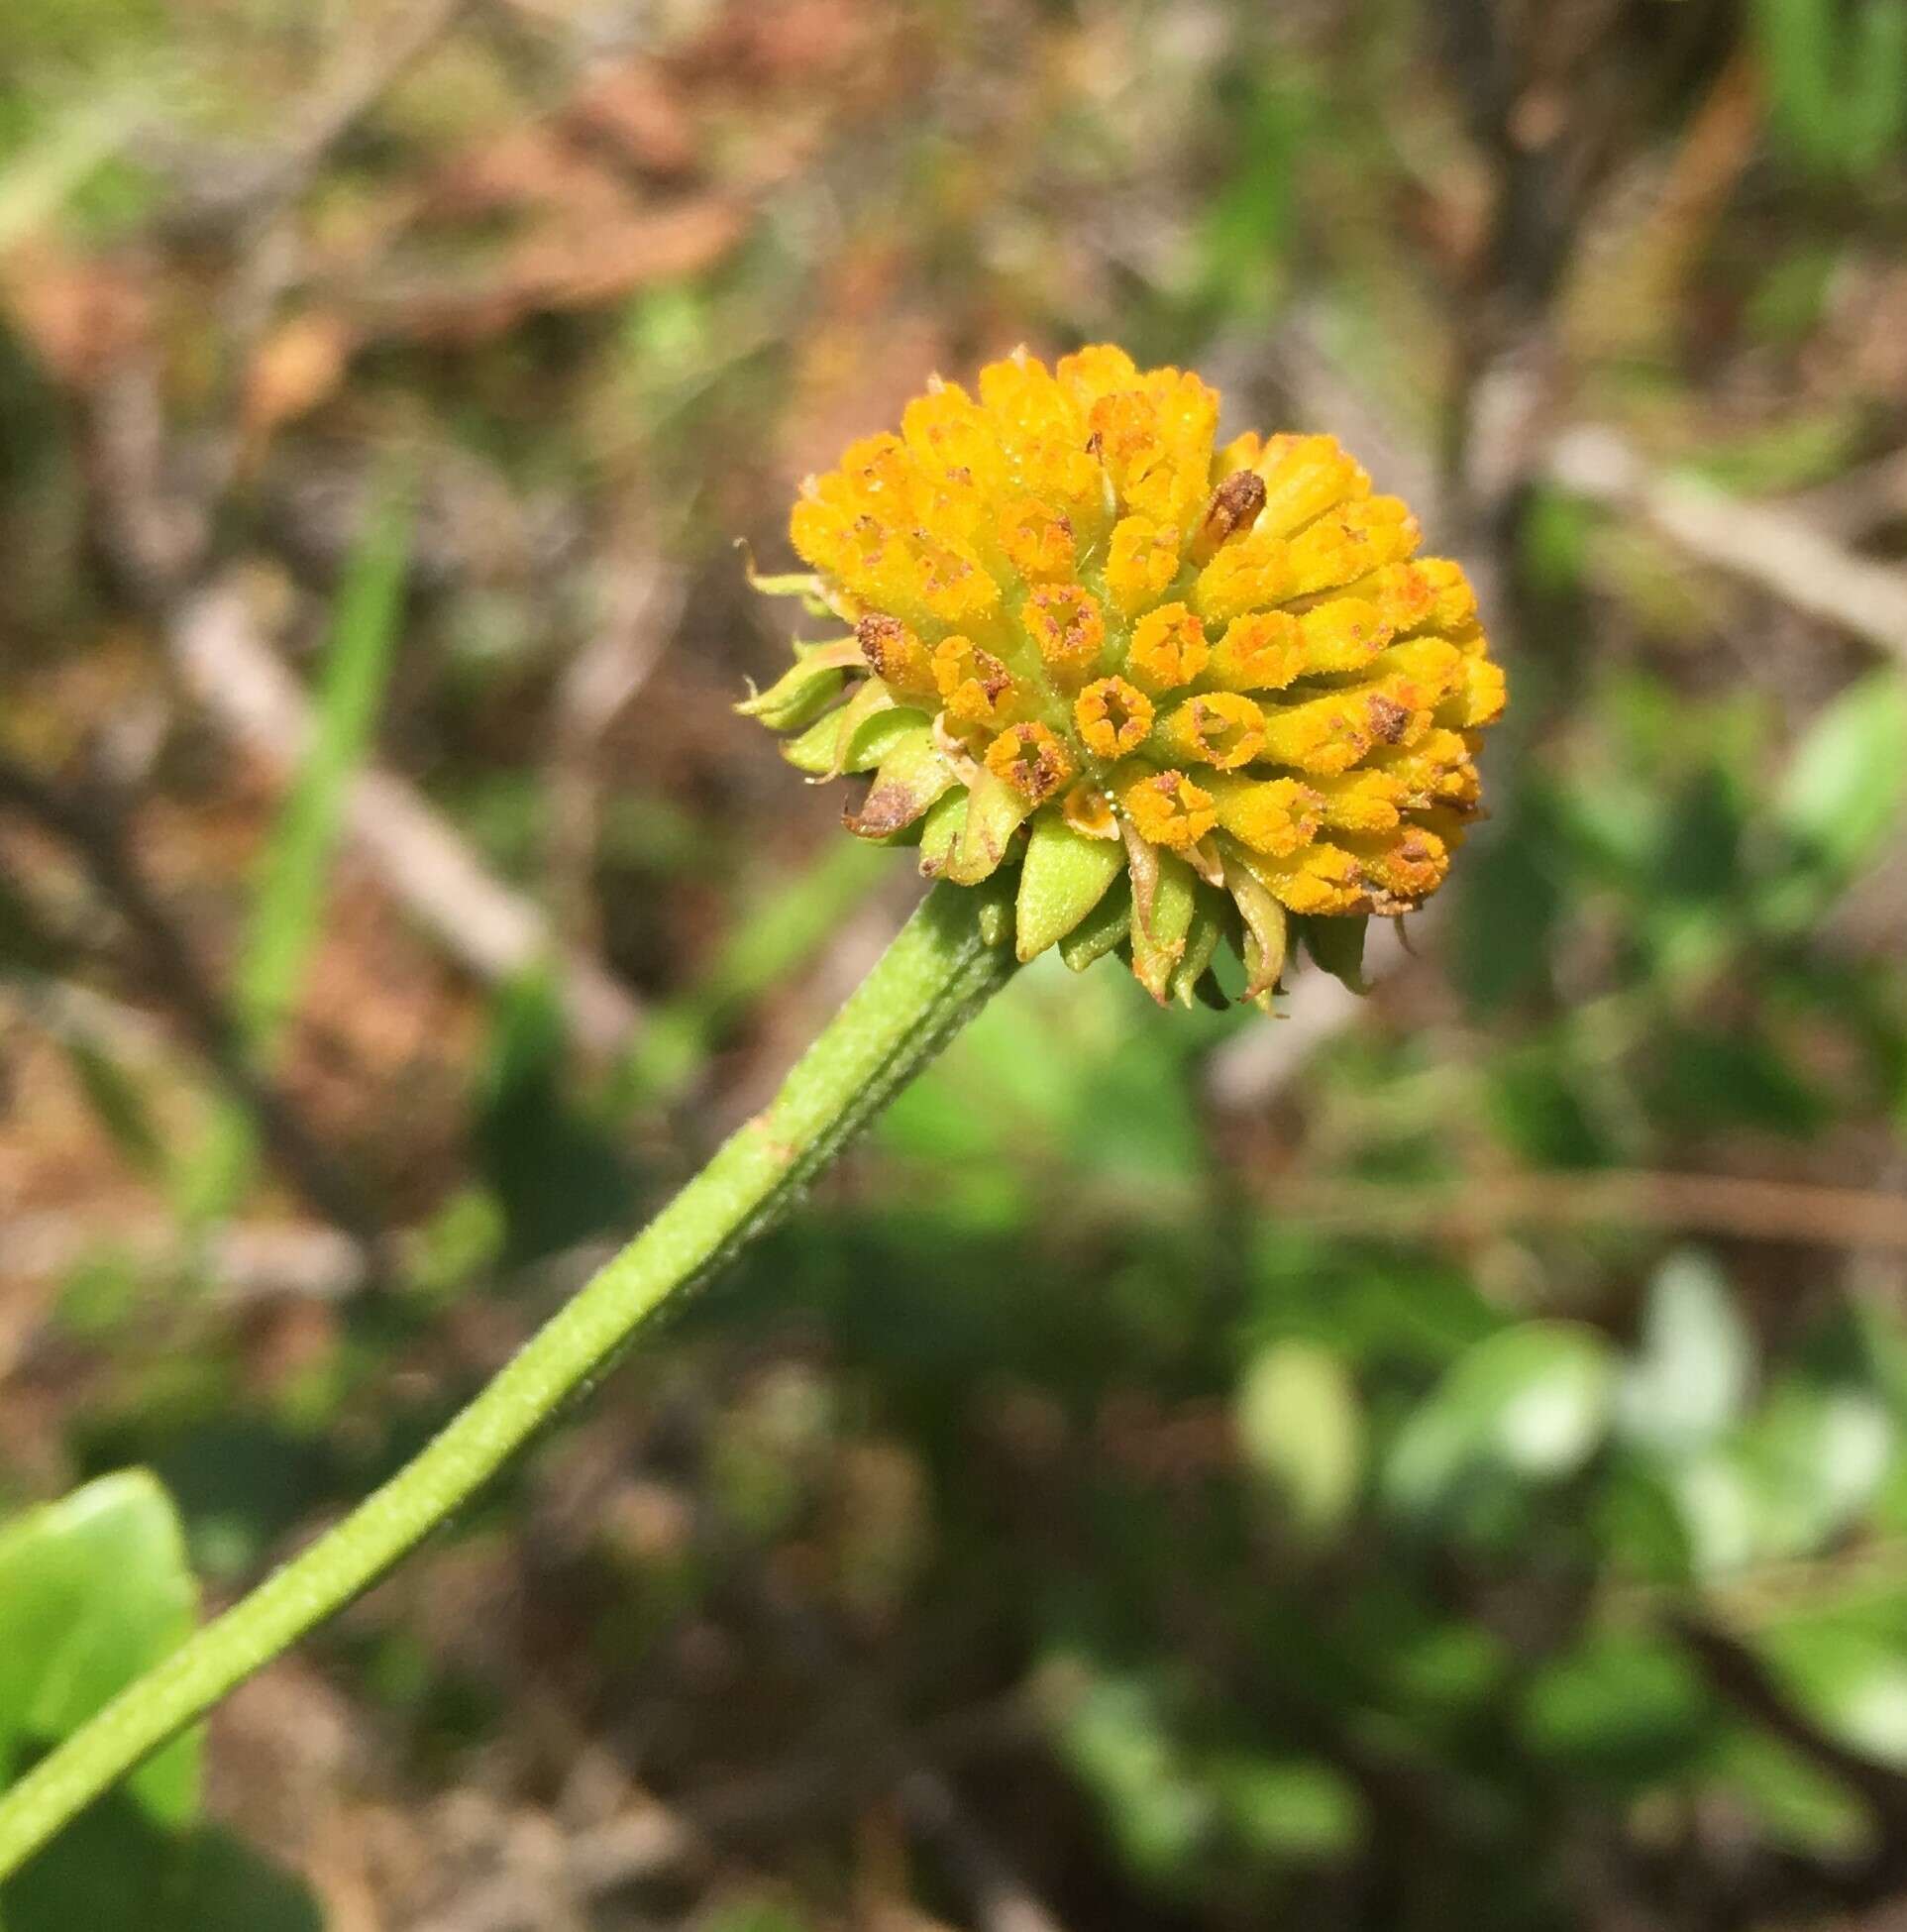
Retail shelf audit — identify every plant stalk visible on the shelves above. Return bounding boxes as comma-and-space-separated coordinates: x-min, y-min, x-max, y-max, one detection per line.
0, 881, 1015, 1879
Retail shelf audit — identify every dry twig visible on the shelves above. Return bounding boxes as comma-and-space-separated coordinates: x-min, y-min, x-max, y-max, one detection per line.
3, 1212, 367, 1304
1253, 1167, 1907, 1254
1549, 426, 1907, 668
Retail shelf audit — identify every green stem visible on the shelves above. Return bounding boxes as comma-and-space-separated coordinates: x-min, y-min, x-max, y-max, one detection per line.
0, 882, 1015, 1879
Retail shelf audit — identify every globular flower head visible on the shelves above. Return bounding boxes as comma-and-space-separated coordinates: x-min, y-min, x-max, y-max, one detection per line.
741, 346, 1505, 1006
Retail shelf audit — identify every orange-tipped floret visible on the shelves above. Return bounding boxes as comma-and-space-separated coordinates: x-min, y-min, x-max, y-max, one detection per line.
747, 346, 1505, 1006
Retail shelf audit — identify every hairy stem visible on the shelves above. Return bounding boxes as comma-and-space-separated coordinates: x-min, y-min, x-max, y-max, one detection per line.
0, 882, 1015, 1879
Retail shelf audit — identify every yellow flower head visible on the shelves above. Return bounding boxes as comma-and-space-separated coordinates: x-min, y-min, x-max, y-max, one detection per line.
742, 346, 1505, 1007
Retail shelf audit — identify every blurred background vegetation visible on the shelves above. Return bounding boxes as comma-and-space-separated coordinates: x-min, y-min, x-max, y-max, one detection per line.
3, 0, 1907, 1926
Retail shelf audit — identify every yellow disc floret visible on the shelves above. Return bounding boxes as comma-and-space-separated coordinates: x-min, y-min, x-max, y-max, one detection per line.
985, 721, 1075, 803
1126, 602, 1209, 694
932, 635, 1017, 725
1156, 693, 1268, 772
1106, 517, 1183, 616
1121, 769, 1218, 850
748, 345, 1507, 1006
1021, 584, 1107, 687
1074, 677, 1154, 759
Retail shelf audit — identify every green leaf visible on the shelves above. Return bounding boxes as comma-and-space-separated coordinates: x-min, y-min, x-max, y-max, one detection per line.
781, 703, 854, 774
1521, 1632, 1711, 1783
615, 840, 890, 1105
477, 967, 634, 1267
1619, 1249, 1755, 1459
1235, 1341, 1363, 1538
1775, 671, 1907, 884
4, 1806, 323, 1932
1714, 1728, 1870, 1859
61, 1036, 164, 1180
1049, 1664, 1213, 1883
1208, 1752, 1361, 1861
1451, 800, 1559, 1012
1664, 1372, 1895, 1576
1753, 0, 1907, 177
1642, 1024, 1828, 1139
1742, 1380, 1893, 1558
1385, 1322, 1616, 1521
235, 478, 413, 1051
1659, 1449, 1759, 1576
1013, 816, 1123, 962
698, 1897, 815, 1932
0, 1472, 199, 1828
1755, 1612, 1907, 1771
1485, 1047, 1609, 1170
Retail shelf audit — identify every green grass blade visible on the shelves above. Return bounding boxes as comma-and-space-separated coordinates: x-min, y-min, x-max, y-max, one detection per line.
180, 476, 414, 1224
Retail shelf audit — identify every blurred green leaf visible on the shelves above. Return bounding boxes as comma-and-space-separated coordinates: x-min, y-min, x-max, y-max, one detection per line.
53, 1250, 144, 1341
1385, 1323, 1617, 1521
1486, 1046, 1609, 1170
1189, 70, 1310, 316
1655, 768, 1745, 906
1745, 248, 1840, 346
881, 963, 1210, 1195
0, 82, 144, 250
1208, 1752, 1362, 1861
1381, 1620, 1512, 1724
1519, 487, 1595, 597
1050, 1664, 1212, 1885
1668, 1376, 1894, 1575
1451, 809, 1560, 1014
696, 1899, 812, 1932
1742, 1381, 1894, 1559
234, 478, 414, 1032
1773, 671, 1907, 891
1755, 1611, 1907, 1770
0, 1484, 350, 1928
1642, 1024, 1828, 1139
403, 1187, 505, 1308
1521, 1632, 1712, 1783
1619, 1249, 1755, 1459
1660, 1449, 1760, 1576
616, 838, 889, 1106
1235, 1341, 1363, 1538
1247, 1231, 1501, 1370
1752, 0, 1907, 178
60, 1034, 164, 1180
4, 1803, 321, 1932
1592, 1461, 1697, 1584
477, 967, 634, 1268
1683, 410, 1860, 494
1712, 1728, 1871, 1858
